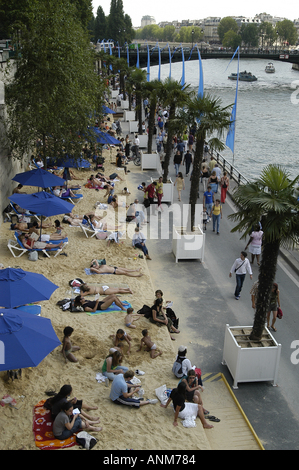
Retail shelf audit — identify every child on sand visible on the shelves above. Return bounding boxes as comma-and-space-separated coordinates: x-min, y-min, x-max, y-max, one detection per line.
110, 329, 132, 356
124, 307, 143, 329
137, 329, 162, 359
61, 327, 80, 363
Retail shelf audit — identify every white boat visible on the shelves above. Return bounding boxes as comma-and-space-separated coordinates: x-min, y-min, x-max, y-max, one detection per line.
265, 62, 275, 73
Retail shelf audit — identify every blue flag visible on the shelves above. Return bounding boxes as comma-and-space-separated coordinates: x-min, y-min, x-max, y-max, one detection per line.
147, 42, 150, 82
158, 43, 161, 81
168, 43, 172, 79
226, 47, 240, 155
181, 45, 185, 89
136, 43, 140, 68
197, 46, 204, 98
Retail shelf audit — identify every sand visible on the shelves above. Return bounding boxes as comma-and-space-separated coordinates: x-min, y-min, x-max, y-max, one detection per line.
0, 151, 215, 451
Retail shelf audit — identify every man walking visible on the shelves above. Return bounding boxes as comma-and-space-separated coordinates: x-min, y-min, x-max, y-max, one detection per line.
229, 251, 253, 300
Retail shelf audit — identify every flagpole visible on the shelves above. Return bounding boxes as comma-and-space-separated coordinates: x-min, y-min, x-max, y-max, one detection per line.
232, 47, 240, 167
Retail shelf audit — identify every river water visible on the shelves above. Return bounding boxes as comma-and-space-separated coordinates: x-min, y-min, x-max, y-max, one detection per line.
149, 58, 299, 179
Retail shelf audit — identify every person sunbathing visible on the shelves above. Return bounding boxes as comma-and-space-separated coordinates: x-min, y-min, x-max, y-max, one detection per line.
90, 260, 143, 277
80, 283, 133, 296
11, 220, 51, 231
53, 186, 76, 198
74, 294, 126, 312
27, 221, 66, 240
19, 234, 63, 250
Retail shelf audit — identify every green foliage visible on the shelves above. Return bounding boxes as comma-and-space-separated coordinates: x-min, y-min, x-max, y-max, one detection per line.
229, 164, 299, 340
3, 0, 105, 164
223, 31, 242, 49
94, 6, 107, 43
217, 17, 239, 43
259, 21, 276, 46
276, 19, 298, 45
240, 23, 259, 47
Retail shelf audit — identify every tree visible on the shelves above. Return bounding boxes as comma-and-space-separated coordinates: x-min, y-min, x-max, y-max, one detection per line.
94, 5, 107, 42
229, 165, 299, 340
183, 94, 232, 231
259, 21, 276, 47
223, 30, 242, 49
276, 19, 298, 46
217, 17, 239, 43
143, 79, 163, 154
240, 23, 259, 47
158, 79, 189, 183
127, 68, 147, 134
107, 0, 134, 44
3, 0, 104, 166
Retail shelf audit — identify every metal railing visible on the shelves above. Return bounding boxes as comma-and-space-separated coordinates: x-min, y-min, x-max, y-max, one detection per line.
209, 148, 249, 186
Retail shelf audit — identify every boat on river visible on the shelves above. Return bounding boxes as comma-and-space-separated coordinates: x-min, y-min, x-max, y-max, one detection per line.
265, 62, 275, 73
228, 71, 257, 82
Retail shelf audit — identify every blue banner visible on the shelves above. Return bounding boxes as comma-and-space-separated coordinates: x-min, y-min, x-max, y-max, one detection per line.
168, 43, 172, 79
158, 43, 161, 81
126, 44, 129, 66
181, 45, 185, 89
226, 48, 240, 155
196, 46, 204, 98
136, 43, 140, 68
147, 42, 150, 82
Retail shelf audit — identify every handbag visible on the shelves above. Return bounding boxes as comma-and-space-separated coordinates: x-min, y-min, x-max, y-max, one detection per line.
277, 307, 283, 319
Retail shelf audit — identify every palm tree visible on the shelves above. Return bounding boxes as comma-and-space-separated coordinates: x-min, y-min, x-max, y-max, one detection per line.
159, 78, 190, 183
229, 165, 299, 340
127, 68, 147, 134
183, 93, 232, 231
143, 79, 162, 154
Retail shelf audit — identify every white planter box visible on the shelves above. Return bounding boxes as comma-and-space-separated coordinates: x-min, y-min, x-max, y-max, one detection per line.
172, 225, 205, 263
124, 110, 135, 121
138, 134, 148, 148
141, 153, 160, 171
151, 177, 174, 204
222, 324, 281, 389
121, 100, 129, 109
129, 121, 138, 133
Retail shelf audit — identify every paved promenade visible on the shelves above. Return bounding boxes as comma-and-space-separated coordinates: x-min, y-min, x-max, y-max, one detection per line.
117, 114, 299, 450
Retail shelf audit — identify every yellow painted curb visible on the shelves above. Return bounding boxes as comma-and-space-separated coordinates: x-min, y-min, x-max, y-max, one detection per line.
221, 373, 265, 450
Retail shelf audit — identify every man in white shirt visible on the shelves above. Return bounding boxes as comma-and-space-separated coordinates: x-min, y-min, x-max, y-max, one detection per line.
229, 251, 253, 300
134, 135, 140, 157
132, 227, 151, 259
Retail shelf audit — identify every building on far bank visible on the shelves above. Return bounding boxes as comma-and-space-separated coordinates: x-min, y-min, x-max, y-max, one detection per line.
141, 15, 156, 28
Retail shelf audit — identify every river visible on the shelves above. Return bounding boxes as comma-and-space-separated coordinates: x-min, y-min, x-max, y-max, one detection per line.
149, 58, 299, 179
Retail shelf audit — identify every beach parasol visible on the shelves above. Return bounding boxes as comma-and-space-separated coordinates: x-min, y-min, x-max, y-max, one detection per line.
12, 167, 66, 189
0, 309, 61, 371
102, 105, 116, 114
9, 191, 74, 218
47, 156, 91, 169
92, 127, 121, 146
0, 268, 58, 309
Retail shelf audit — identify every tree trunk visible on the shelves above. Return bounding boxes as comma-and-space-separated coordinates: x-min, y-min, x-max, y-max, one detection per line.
162, 104, 175, 183
147, 100, 156, 154
250, 239, 280, 340
187, 131, 204, 232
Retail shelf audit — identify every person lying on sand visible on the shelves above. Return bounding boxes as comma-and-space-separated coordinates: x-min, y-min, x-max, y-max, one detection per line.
90, 261, 143, 277
74, 294, 126, 312
80, 283, 133, 296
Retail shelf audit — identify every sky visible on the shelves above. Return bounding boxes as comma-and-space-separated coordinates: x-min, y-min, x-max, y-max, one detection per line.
92, 0, 298, 27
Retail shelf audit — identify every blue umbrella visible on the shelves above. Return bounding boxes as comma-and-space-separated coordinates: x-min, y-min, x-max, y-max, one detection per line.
12, 168, 66, 189
47, 156, 91, 169
0, 309, 61, 371
102, 105, 116, 114
0, 268, 58, 309
93, 128, 121, 145
9, 191, 74, 217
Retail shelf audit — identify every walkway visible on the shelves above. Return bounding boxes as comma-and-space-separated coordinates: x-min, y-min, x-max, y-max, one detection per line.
117, 114, 299, 450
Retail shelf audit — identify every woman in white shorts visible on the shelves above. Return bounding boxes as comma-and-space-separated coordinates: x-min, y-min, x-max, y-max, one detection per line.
161, 382, 213, 429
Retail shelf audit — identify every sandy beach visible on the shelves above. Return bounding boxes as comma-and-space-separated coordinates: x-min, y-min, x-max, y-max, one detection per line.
0, 149, 217, 451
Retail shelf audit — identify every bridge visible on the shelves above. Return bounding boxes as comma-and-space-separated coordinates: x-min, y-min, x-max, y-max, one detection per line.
113, 49, 299, 68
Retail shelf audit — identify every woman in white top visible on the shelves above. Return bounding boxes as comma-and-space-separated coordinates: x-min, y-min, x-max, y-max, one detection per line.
245, 225, 263, 266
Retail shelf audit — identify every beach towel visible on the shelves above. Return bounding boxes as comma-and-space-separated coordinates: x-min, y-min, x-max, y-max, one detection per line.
84, 268, 111, 275
85, 301, 132, 316
33, 400, 77, 450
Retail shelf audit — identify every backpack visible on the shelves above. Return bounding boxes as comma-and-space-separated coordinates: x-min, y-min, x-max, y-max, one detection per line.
172, 356, 187, 378
76, 431, 97, 450
137, 304, 152, 319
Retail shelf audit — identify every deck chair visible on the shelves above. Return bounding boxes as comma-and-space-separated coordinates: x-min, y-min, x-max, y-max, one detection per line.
50, 188, 83, 204
79, 221, 108, 239
9, 203, 45, 223
8, 232, 68, 258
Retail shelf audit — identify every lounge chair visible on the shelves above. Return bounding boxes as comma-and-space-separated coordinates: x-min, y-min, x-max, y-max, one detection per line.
79, 221, 108, 239
7, 232, 68, 258
50, 188, 83, 204
9, 203, 44, 222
